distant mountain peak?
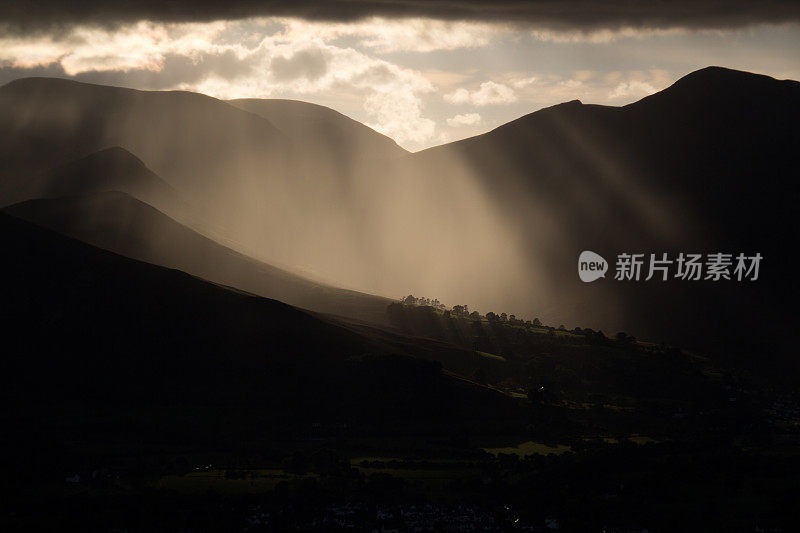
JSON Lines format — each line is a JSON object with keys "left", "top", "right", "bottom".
{"left": 673, "top": 65, "right": 783, "bottom": 90}
{"left": 70, "top": 146, "right": 148, "bottom": 169}
{"left": 10, "top": 146, "right": 186, "bottom": 215}
{"left": 2, "top": 76, "right": 84, "bottom": 89}
{"left": 632, "top": 66, "right": 797, "bottom": 109}
{"left": 47, "top": 146, "right": 163, "bottom": 186}
{"left": 0, "top": 76, "right": 139, "bottom": 96}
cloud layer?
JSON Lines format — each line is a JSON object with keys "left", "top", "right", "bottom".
{"left": 0, "top": 18, "right": 447, "bottom": 147}
{"left": 2, "top": 1, "right": 799, "bottom": 34}
{"left": 447, "top": 113, "right": 481, "bottom": 127}
{"left": 1, "top": 10, "right": 797, "bottom": 151}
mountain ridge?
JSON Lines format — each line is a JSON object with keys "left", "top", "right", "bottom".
{"left": 1, "top": 66, "right": 797, "bottom": 368}
{"left": 4, "top": 189, "right": 396, "bottom": 325}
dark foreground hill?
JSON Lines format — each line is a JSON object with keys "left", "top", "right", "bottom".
{"left": 0, "top": 212, "right": 518, "bottom": 464}
{"left": 2, "top": 210, "right": 798, "bottom": 532}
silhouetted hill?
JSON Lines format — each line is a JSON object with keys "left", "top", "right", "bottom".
{"left": 0, "top": 212, "right": 517, "bottom": 450}
{"left": 0, "top": 146, "right": 186, "bottom": 211}
{"left": 5, "top": 190, "right": 394, "bottom": 325}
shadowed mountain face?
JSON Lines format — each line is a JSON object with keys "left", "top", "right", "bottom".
{"left": 388, "top": 67, "right": 799, "bottom": 368}
{"left": 0, "top": 212, "right": 517, "bottom": 441}
{"left": 5, "top": 190, "right": 394, "bottom": 325}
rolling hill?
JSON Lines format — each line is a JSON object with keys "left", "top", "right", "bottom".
{"left": 0, "top": 211, "right": 519, "bottom": 453}
{"left": 0, "top": 146, "right": 189, "bottom": 214}
{"left": 5, "top": 188, "right": 394, "bottom": 325}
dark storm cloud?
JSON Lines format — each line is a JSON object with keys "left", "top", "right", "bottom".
{"left": 1, "top": 0, "right": 798, "bottom": 35}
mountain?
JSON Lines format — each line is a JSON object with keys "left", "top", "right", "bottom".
{"left": 229, "top": 98, "right": 406, "bottom": 160}
{"left": 1, "top": 68, "right": 797, "bottom": 370}
{"left": 0, "top": 211, "right": 518, "bottom": 457}
{"left": 392, "top": 67, "right": 799, "bottom": 368}
{"left": 0, "top": 78, "right": 409, "bottom": 292}
{"left": 0, "top": 146, "right": 187, "bottom": 212}
{"left": 5, "top": 189, "right": 394, "bottom": 325}
{"left": 0, "top": 77, "right": 287, "bottom": 201}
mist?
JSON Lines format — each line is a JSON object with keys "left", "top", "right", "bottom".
{"left": 0, "top": 77, "right": 543, "bottom": 321}
{"left": 2, "top": 68, "right": 798, "bottom": 363}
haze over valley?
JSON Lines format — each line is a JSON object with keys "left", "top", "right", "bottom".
{"left": 1, "top": 68, "right": 797, "bottom": 366}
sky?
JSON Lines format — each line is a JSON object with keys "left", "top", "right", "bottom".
{"left": 1, "top": 2, "right": 799, "bottom": 150}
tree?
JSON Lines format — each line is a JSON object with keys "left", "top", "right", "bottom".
{"left": 533, "top": 318, "right": 542, "bottom": 327}
{"left": 451, "top": 304, "right": 470, "bottom": 317}
{"left": 401, "top": 294, "right": 418, "bottom": 306}
{"left": 615, "top": 332, "right": 636, "bottom": 344}
{"left": 486, "top": 311, "right": 498, "bottom": 322}
{"left": 500, "top": 312, "right": 508, "bottom": 322}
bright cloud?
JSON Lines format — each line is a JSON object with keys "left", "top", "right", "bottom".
{"left": 446, "top": 113, "right": 482, "bottom": 126}
{"left": 275, "top": 17, "right": 506, "bottom": 53}
{"left": 444, "top": 81, "right": 517, "bottom": 106}
{"left": 365, "top": 89, "right": 436, "bottom": 144}
{"left": 0, "top": 18, "right": 442, "bottom": 148}
{"left": 608, "top": 80, "right": 658, "bottom": 99}
{"left": 511, "top": 76, "right": 538, "bottom": 89}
